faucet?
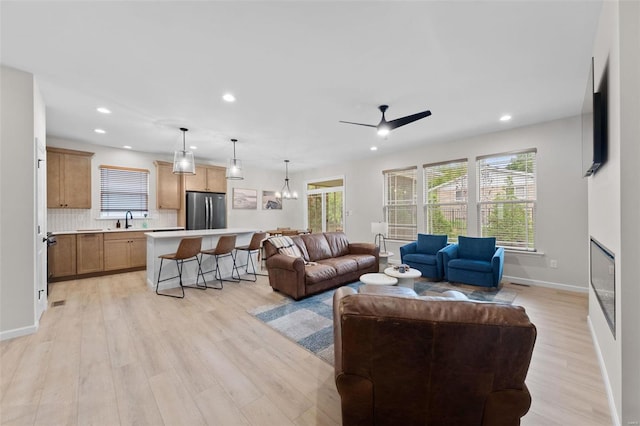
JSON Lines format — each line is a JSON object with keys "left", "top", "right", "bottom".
{"left": 125, "top": 210, "right": 133, "bottom": 229}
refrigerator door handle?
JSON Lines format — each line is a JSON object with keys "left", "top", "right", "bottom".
{"left": 205, "top": 197, "right": 210, "bottom": 229}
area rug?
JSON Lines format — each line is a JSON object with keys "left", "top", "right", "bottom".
{"left": 249, "top": 280, "right": 518, "bottom": 365}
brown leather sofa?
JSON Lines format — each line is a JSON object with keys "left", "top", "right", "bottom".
{"left": 333, "top": 286, "right": 537, "bottom": 426}
{"left": 264, "top": 232, "right": 379, "bottom": 300}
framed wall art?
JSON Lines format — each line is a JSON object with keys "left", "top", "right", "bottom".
{"left": 232, "top": 188, "right": 258, "bottom": 209}
{"left": 262, "top": 190, "right": 282, "bottom": 210}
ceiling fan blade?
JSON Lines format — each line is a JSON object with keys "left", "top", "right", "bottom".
{"left": 339, "top": 120, "right": 377, "bottom": 128}
{"left": 386, "top": 110, "right": 432, "bottom": 130}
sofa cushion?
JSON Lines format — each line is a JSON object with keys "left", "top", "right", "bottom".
{"left": 300, "top": 233, "right": 333, "bottom": 261}
{"left": 304, "top": 263, "right": 338, "bottom": 284}
{"left": 291, "top": 235, "right": 310, "bottom": 262}
{"left": 343, "top": 254, "right": 377, "bottom": 270}
{"left": 404, "top": 253, "right": 437, "bottom": 266}
{"left": 448, "top": 258, "right": 493, "bottom": 273}
{"left": 318, "top": 257, "right": 358, "bottom": 275}
{"left": 416, "top": 234, "right": 448, "bottom": 255}
{"left": 324, "top": 232, "right": 350, "bottom": 257}
{"left": 457, "top": 236, "right": 496, "bottom": 261}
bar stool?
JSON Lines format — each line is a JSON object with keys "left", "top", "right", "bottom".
{"left": 156, "top": 237, "right": 206, "bottom": 298}
{"left": 200, "top": 234, "right": 240, "bottom": 289}
{"left": 235, "top": 232, "right": 267, "bottom": 282}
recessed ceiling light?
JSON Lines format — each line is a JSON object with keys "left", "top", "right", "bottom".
{"left": 500, "top": 114, "right": 512, "bottom": 122}
{"left": 97, "top": 107, "right": 111, "bottom": 114}
{"left": 123, "top": 145, "right": 132, "bottom": 149}
{"left": 190, "top": 146, "right": 198, "bottom": 150}
{"left": 94, "top": 128, "right": 106, "bottom": 134}
{"left": 370, "top": 146, "right": 378, "bottom": 151}
{"left": 222, "top": 93, "right": 236, "bottom": 102}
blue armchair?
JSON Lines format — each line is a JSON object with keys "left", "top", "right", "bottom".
{"left": 441, "top": 236, "right": 504, "bottom": 288}
{"left": 399, "top": 234, "right": 449, "bottom": 280}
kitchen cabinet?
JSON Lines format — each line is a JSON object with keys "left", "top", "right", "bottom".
{"left": 104, "top": 231, "right": 147, "bottom": 271}
{"left": 49, "top": 234, "right": 76, "bottom": 278}
{"left": 185, "top": 164, "right": 226, "bottom": 193}
{"left": 155, "top": 161, "right": 181, "bottom": 209}
{"left": 47, "top": 147, "right": 93, "bottom": 209}
{"left": 76, "top": 233, "right": 104, "bottom": 274}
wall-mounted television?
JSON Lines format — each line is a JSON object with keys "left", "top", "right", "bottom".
{"left": 582, "top": 57, "right": 608, "bottom": 177}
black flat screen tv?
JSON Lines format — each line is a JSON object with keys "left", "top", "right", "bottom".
{"left": 582, "top": 57, "right": 607, "bottom": 177}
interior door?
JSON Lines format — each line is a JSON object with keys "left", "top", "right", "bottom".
{"left": 36, "top": 136, "right": 47, "bottom": 319}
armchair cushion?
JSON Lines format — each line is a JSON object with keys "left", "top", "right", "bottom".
{"left": 458, "top": 236, "right": 496, "bottom": 261}
{"left": 416, "top": 233, "right": 448, "bottom": 255}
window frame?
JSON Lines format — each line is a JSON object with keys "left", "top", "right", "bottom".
{"left": 99, "top": 165, "right": 150, "bottom": 219}
{"left": 476, "top": 149, "right": 537, "bottom": 251}
{"left": 423, "top": 158, "right": 468, "bottom": 243}
{"left": 382, "top": 166, "right": 417, "bottom": 241}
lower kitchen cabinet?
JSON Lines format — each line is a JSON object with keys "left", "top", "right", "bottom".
{"left": 49, "top": 234, "right": 76, "bottom": 278}
{"left": 104, "top": 232, "right": 147, "bottom": 271}
{"left": 76, "top": 233, "right": 104, "bottom": 274}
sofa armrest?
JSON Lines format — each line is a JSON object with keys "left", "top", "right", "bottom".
{"left": 440, "top": 244, "right": 458, "bottom": 280}
{"left": 333, "top": 286, "right": 357, "bottom": 378}
{"left": 266, "top": 253, "right": 304, "bottom": 271}
{"left": 482, "top": 386, "right": 532, "bottom": 425}
{"left": 399, "top": 241, "right": 417, "bottom": 262}
{"left": 492, "top": 246, "right": 505, "bottom": 286}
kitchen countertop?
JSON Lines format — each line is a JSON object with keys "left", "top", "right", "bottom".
{"left": 144, "top": 228, "right": 256, "bottom": 239}
{"left": 51, "top": 226, "right": 184, "bottom": 235}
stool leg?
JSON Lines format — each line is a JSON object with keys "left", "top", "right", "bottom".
{"left": 231, "top": 251, "right": 241, "bottom": 281}
{"left": 155, "top": 258, "right": 185, "bottom": 299}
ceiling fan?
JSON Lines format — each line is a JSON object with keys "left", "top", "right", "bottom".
{"left": 339, "top": 104, "right": 432, "bottom": 136}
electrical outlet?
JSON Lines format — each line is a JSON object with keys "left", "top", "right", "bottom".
{"left": 550, "top": 259, "right": 558, "bottom": 268}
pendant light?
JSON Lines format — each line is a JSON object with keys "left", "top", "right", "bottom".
{"left": 276, "top": 159, "right": 298, "bottom": 200}
{"left": 172, "top": 127, "right": 195, "bottom": 175}
{"left": 226, "top": 138, "right": 244, "bottom": 180}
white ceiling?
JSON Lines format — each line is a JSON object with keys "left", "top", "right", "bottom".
{"left": 1, "top": 1, "right": 602, "bottom": 172}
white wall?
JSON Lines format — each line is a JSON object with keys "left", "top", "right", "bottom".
{"left": 294, "top": 116, "right": 588, "bottom": 291}
{"left": 589, "top": 0, "right": 640, "bottom": 423}
{"left": 46, "top": 137, "right": 297, "bottom": 233}
{"left": 0, "top": 66, "right": 40, "bottom": 338}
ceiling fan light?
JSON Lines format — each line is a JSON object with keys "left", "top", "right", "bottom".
{"left": 377, "top": 126, "right": 390, "bottom": 137}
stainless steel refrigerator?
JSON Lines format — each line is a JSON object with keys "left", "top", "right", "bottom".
{"left": 186, "top": 191, "right": 227, "bottom": 230}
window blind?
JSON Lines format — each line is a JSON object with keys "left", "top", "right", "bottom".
{"left": 383, "top": 167, "right": 417, "bottom": 240}
{"left": 477, "top": 150, "right": 536, "bottom": 250}
{"left": 423, "top": 159, "right": 468, "bottom": 242}
{"left": 100, "top": 166, "right": 149, "bottom": 214}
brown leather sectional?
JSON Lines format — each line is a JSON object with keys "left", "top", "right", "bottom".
{"left": 264, "top": 232, "right": 379, "bottom": 300}
{"left": 333, "top": 286, "right": 537, "bottom": 425}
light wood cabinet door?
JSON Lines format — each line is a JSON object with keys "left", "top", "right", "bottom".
{"left": 104, "top": 232, "right": 147, "bottom": 270}
{"left": 76, "top": 233, "right": 104, "bottom": 274}
{"left": 155, "top": 161, "right": 181, "bottom": 209}
{"left": 184, "top": 165, "right": 226, "bottom": 193}
{"left": 49, "top": 234, "right": 76, "bottom": 278}
{"left": 206, "top": 166, "right": 227, "bottom": 193}
{"left": 129, "top": 237, "right": 147, "bottom": 268}
{"left": 47, "top": 147, "right": 93, "bottom": 209}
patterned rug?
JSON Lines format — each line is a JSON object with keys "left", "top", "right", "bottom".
{"left": 249, "top": 280, "right": 517, "bottom": 365}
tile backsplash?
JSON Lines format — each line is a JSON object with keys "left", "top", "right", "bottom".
{"left": 47, "top": 209, "right": 178, "bottom": 232}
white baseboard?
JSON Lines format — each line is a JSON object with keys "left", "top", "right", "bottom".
{"left": 0, "top": 324, "right": 38, "bottom": 341}
{"left": 588, "top": 316, "right": 621, "bottom": 426}
{"left": 502, "top": 275, "right": 588, "bottom": 293}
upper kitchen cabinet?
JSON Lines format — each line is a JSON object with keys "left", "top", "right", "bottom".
{"left": 155, "top": 161, "right": 181, "bottom": 209}
{"left": 47, "top": 147, "right": 93, "bottom": 209}
{"left": 185, "top": 164, "right": 226, "bottom": 193}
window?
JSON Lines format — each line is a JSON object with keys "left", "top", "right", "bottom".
{"left": 424, "top": 159, "right": 468, "bottom": 242}
{"left": 477, "top": 150, "right": 536, "bottom": 251}
{"left": 100, "top": 165, "right": 149, "bottom": 218}
{"left": 306, "top": 177, "right": 344, "bottom": 233}
{"left": 383, "top": 167, "right": 417, "bottom": 240}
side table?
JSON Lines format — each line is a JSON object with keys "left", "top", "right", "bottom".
{"left": 383, "top": 267, "right": 422, "bottom": 289}
{"left": 378, "top": 251, "right": 393, "bottom": 271}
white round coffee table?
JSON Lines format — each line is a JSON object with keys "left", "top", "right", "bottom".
{"left": 360, "top": 273, "right": 398, "bottom": 286}
{"left": 384, "top": 267, "right": 422, "bottom": 289}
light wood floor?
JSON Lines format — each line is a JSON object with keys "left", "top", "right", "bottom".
{"left": 1, "top": 272, "right": 612, "bottom": 425}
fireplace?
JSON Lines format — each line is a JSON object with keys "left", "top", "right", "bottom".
{"left": 590, "top": 237, "right": 615, "bottom": 336}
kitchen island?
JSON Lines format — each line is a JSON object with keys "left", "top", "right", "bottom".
{"left": 145, "top": 228, "right": 257, "bottom": 291}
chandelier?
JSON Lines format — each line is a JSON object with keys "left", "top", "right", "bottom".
{"left": 276, "top": 160, "right": 297, "bottom": 200}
